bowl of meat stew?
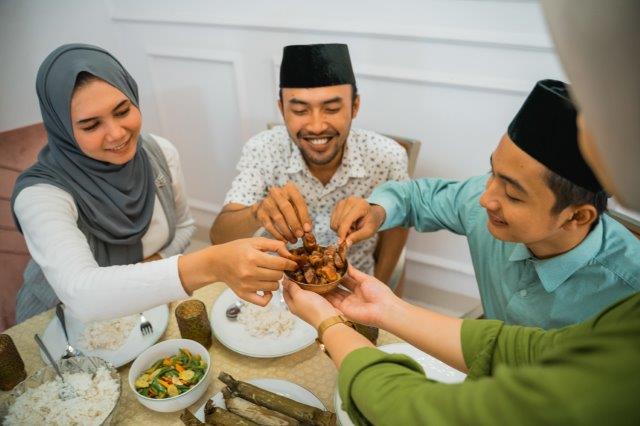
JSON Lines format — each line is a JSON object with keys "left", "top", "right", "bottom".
{"left": 284, "top": 233, "right": 348, "bottom": 294}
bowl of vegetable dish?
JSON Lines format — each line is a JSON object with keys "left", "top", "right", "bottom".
{"left": 128, "top": 339, "right": 210, "bottom": 412}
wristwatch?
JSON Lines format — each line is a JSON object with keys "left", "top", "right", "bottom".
{"left": 316, "top": 314, "right": 355, "bottom": 356}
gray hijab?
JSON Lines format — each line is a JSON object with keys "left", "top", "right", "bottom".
{"left": 11, "top": 43, "right": 155, "bottom": 265}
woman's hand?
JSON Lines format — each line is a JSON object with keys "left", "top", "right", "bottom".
{"left": 326, "top": 264, "right": 402, "bottom": 328}
{"left": 282, "top": 278, "right": 341, "bottom": 329}
{"left": 178, "top": 237, "right": 297, "bottom": 306}
{"left": 214, "top": 238, "right": 298, "bottom": 306}
{"left": 330, "top": 196, "right": 387, "bottom": 245}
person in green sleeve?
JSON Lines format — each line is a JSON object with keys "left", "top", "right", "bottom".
{"left": 330, "top": 79, "right": 640, "bottom": 329}
{"left": 284, "top": 256, "right": 640, "bottom": 425}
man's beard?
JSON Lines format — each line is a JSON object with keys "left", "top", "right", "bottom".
{"left": 291, "top": 124, "right": 351, "bottom": 167}
{"left": 298, "top": 139, "right": 345, "bottom": 166}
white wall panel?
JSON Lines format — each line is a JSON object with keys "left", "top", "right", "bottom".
{"left": 145, "top": 48, "right": 246, "bottom": 210}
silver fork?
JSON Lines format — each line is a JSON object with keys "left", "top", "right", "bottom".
{"left": 56, "top": 303, "right": 98, "bottom": 373}
{"left": 139, "top": 313, "right": 153, "bottom": 336}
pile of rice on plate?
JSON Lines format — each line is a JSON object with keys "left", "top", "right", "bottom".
{"left": 237, "top": 304, "right": 295, "bottom": 337}
{"left": 81, "top": 314, "right": 138, "bottom": 351}
{"left": 3, "top": 366, "right": 119, "bottom": 425}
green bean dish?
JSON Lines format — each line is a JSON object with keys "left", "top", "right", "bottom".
{"left": 135, "top": 348, "right": 207, "bottom": 399}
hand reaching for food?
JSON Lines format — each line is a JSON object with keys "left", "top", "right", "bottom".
{"left": 330, "top": 196, "right": 387, "bottom": 244}
{"left": 250, "top": 181, "right": 312, "bottom": 243}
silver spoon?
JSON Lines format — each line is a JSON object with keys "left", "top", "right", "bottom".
{"left": 34, "top": 334, "right": 77, "bottom": 400}
{"left": 56, "top": 303, "right": 81, "bottom": 359}
{"left": 225, "top": 300, "right": 244, "bottom": 319}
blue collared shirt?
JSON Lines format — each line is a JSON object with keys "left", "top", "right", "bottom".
{"left": 369, "top": 175, "right": 640, "bottom": 328}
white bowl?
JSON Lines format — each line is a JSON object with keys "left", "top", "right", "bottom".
{"left": 128, "top": 339, "right": 211, "bottom": 413}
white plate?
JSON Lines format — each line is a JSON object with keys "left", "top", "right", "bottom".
{"left": 40, "top": 304, "right": 169, "bottom": 368}
{"left": 334, "top": 342, "right": 467, "bottom": 426}
{"left": 194, "top": 378, "right": 325, "bottom": 421}
{"left": 211, "top": 288, "right": 316, "bottom": 358}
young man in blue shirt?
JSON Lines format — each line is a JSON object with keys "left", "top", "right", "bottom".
{"left": 331, "top": 80, "right": 640, "bottom": 328}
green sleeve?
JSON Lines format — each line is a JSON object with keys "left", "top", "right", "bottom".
{"left": 460, "top": 319, "right": 576, "bottom": 378}
{"left": 367, "top": 175, "right": 487, "bottom": 235}
{"left": 338, "top": 316, "right": 622, "bottom": 426}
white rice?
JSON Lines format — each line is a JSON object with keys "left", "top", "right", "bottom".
{"left": 3, "top": 366, "right": 119, "bottom": 426}
{"left": 80, "top": 314, "right": 138, "bottom": 351}
{"left": 237, "top": 304, "right": 295, "bottom": 337}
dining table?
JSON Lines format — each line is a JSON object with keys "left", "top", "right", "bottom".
{"left": 1, "top": 281, "right": 403, "bottom": 425}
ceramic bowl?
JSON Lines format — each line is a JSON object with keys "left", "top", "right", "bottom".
{"left": 128, "top": 338, "right": 210, "bottom": 413}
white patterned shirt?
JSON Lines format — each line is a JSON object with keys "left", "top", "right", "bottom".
{"left": 224, "top": 125, "right": 410, "bottom": 274}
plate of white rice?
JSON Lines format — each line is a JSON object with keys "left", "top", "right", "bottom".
{"left": 39, "top": 304, "right": 169, "bottom": 368}
{"left": 0, "top": 356, "right": 121, "bottom": 425}
{"left": 211, "top": 288, "right": 316, "bottom": 357}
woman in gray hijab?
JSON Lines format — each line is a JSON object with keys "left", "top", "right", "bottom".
{"left": 12, "top": 44, "right": 296, "bottom": 323}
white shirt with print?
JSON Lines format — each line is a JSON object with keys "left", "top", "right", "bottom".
{"left": 224, "top": 125, "right": 410, "bottom": 274}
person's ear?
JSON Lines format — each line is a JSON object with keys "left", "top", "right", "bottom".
{"left": 277, "top": 99, "right": 284, "bottom": 118}
{"left": 562, "top": 204, "right": 598, "bottom": 230}
{"left": 351, "top": 95, "right": 361, "bottom": 119}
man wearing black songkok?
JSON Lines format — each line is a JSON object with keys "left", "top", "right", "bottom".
{"left": 211, "top": 44, "right": 410, "bottom": 292}
{"left": 332, "top": 79, "right": 640, "bottom": 329}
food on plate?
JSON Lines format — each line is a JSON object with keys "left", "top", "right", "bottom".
{"left": 3, "top": 366, "right": 118, "bottom": 425}
{"left": 134, "top": 348, "right": 207, "bottom": 399}
{"left": 203, "top": 399, "right": 258, "bottom": 425}
{"left": 237, "top": 303, "right": 295, "bottom": 338}
{"left": 284, "top": 232, "right": 348, "bottom": 285}
{"left": 218, "top": 372, "right": 336, "bottom": 426}
{"left": 222, "top": 387, "right": 298, "bottom": 426}
{"left": 80, "top": 314, "right": 138, "bottom": 351}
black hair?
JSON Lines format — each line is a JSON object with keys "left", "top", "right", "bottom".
{"left": 73, "top": 71, "right": 100, "bottom": 91}
{"left": 279, "top": 84, "right": 359, "bottom": 106}
{"left": 545, "top": 169, "right": 608, "bottom": 216}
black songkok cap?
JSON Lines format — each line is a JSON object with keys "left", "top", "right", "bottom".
{"left": 280, "top": 44, "right": 356, "bottom": 89}
{"left": 508, "top": 79, "right": 603, "bottom": 193}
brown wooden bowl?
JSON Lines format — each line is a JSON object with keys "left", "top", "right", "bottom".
{"left": 284, "top": 245, "right": 348, "bottom": 294}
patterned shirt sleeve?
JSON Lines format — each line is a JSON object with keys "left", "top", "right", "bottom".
{"left": 223, "top": 135, "right": 271, "bottom": 206}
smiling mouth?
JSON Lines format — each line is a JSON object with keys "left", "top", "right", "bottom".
{"left": 300, "top": 133, "right": 338, "bottom": 147}
{"left": 306, "top": 137, "right": 330, "bottom": 146}
{"left": 105, "top": 137, "right": 130, "bottom": 152}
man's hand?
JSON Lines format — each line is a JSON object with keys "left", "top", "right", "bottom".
{"left": 282, "top": 278, "right": 341, "bottom": 329}
{"left": 330, "top": 196, "right": 387, "bottom": 244}
{"left": 325, "top": 264, "right": 401, "bottom": 328}
{"left": 211, "top": 238, "right": 297, "bottom": 306}
{"left": 251, "top": 182, "right": 312, "bottom": 244}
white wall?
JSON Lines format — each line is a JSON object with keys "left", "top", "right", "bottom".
{"left": 0, "top": 0, "right": 566, "bottom": 300}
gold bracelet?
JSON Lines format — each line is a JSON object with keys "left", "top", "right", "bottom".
{"left": 316, "top": 314, "right": 354, "bottom": 345}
